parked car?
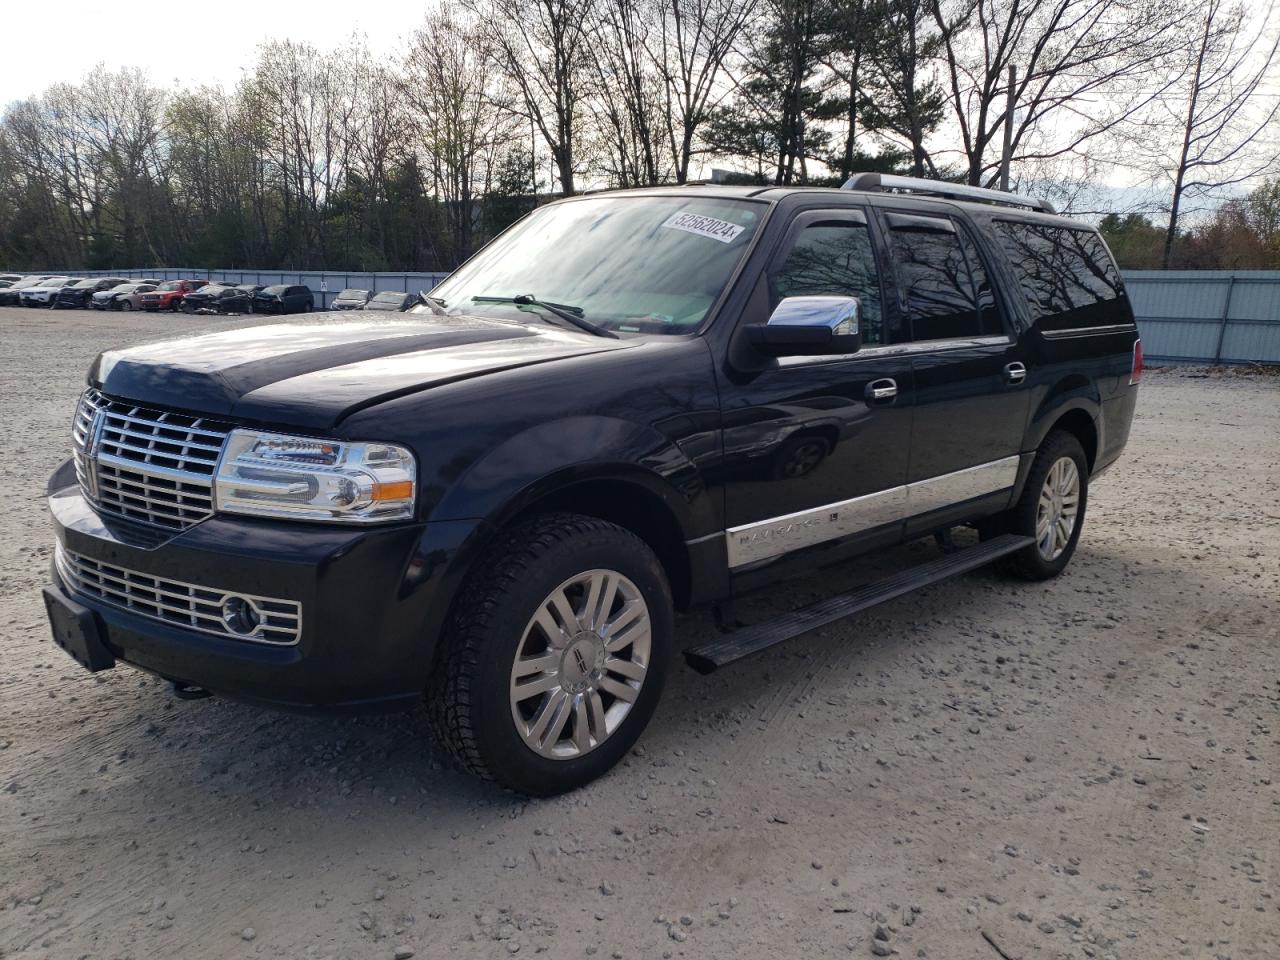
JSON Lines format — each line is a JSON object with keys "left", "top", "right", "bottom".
{"left": 361, "top": 291, "right": 415, "bottom": 312}
{"left": 20, "top": 277, "right": 77, "bottom": 307}
{"left": 0, "top": 276, "right": 55, "bottom": 306}
{"left": 54, "top": 277, "right": 130, "bottom": 309}
{"left": 43, "top": 176, "right": 1141, "bottom": 796}
{"left": 253, "top": 284, "right": 314, "bottom": 314}
{"left": 0, "top": 273, "right": 23, "bottom": 288}
{"left": 180, "top": 284, "right": 254, "bottom": 315}
{"left": 138, "top": 279, "right": 208, "bottom": 312}
{"left": 90, "top": 282, "right": 157, "bottom": 311}
{"left": 330, "top": 288, "right": 373, "bottom": 310}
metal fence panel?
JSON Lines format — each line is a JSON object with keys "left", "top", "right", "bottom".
{"left": 32, "top": 267, "right": 452, "bottom": 310}
{"left": 26, "top": 264, "right": 1280, "bottom": 364}
{"left": 1122, "top": 271, "right": 1280, "bottom": 365}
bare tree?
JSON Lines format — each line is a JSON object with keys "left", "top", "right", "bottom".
{"left": 650, "top": 0, "right": 756, "bottom": 183}
{"left": 587, "top": 0, "right": 671, "bottom": 187}
{"left": 467, "top": 0, "right": 596, "bottom": 196}
{"left": 855, "top": 0, "right": 946, "bottom": 178}
{"left": 1150, "top": 0, "right": 1280, "bottom": 265}
{"left": 404, "top": 5, "right": 517, "bottom": 262}
{"left": 928, "top": 0, "right": 1194, "bottom": 188}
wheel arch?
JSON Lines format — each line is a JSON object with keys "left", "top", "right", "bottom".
{"left": 1026, "top": 376, "right": 1103, "bottom": 472}
{"left": 490, "top": 469, "right": 696, "bottom": 611}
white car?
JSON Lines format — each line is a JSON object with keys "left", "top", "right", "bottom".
{"left": 90, "top": 282, "right": 158, "bottom": 311}
{"left": 19, "top": 277, "right": 74, "bottom": 306}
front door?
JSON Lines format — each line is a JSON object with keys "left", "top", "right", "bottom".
{"left": 875, "top": 208, "right": 1032, "bottom": 532}
{"left": 720, "top": 208, "right": 915, "bottom": 588}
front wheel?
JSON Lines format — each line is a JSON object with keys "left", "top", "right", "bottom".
{"left": 996, "top": 430, "right": 1089, "bottom": 580}
{"left": 429, "top": 513, "right": 672, "bottom": 796}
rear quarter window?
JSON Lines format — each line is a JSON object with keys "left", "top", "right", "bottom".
{"left": 992, "top": 221, "right": 1127, "bottom": 330}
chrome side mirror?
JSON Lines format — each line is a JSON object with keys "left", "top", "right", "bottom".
{"left": 744, "top": 295, "right": 862, "bottom": 357}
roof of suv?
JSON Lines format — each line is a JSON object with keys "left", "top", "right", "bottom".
{"left": 587, "top": 182, "right": 1085, "bottom": 229}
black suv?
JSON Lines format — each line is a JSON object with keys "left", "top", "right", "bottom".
{"left": 54, "top": 277, "right": 130, "bottom": 309}
{"left": 253, "top": 284, "right": 314, "bottom": 314}
{"left": 43, "top": 176, "right": 1140, "bottom": 795}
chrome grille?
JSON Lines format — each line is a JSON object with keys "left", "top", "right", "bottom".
{"left": 56, "top": 544, "right": 302, "bottom": 645}
{"left": 73, "top": 389, "right": 232, "bottom": 531}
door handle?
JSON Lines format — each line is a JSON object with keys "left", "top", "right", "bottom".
{"left": 865, "top": 378, "right": 898, "bottom": 403}
{"left": 1003, "top": 362, "right": 1027, "bottom": 385}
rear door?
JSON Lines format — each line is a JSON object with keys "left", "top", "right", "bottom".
{"left": 719, "top": 207, "right": 915, "bottom": 587}
{"left": 875, "top": 207, "right": 1031, "bottom": 532}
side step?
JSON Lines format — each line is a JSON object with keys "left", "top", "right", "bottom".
{"left": 683, "top": 533, "right": 1034, "bottom": 674}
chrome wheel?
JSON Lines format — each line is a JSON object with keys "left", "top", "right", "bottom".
{"left": 509, "top": 569, "right": 651, "bottom": 760}
{"left": 1036, "top": 455, "right": 1080, "bottom": 561}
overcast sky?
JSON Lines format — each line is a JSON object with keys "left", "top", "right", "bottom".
{"left": 0, "top": 0, "right": 412, "bottom": 102}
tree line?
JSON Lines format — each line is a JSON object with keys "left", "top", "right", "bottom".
{"left": 0, "top": 0, "right": 1275, "bottom": 273}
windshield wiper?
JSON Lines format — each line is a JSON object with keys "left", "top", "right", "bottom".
{"left": 416, "top": 292, "right": 448, "bottom": 315}
{"left": 470, "top": 294, "right": 617, "bottom": 339}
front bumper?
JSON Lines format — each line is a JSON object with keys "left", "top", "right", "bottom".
{"left": 46, "top": 461, "right": 481, "bottom": 710}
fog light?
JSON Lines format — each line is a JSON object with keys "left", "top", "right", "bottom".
{"left": 221, "top": 596, "right": 262, "bottom": 636}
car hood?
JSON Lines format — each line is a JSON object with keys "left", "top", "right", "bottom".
{"left": 90, "top": 314, "right": 636, "bottom": 431}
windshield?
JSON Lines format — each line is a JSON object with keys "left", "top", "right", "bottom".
{"left": 429, "top": 194, "right": 764, "bottom": 335}
{"left": 157, "top": 281, "right": 182, "bottom": 291}
{"left": 112, "top": 284, "right": 139, "bottom": 292}
{"left": 72, "top": 279, "right": 97, "bottom": 288}
{"left": 338, "top": 289, "right": 369, "bottom": 299}
{"left": 40, "top": 277, "right": 70, "bottom": 287}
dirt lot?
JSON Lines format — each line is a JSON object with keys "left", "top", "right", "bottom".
{"left": 1, "top": 306, "right": 1277, "bottom": 960}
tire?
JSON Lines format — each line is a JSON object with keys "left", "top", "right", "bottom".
{"left": 998, "top": 430, "right": 1089, "bottom": 580}
{"left": 121, "top": 300, "right": 131, "bottom": 311}
{"left": 429, "top": 512, "right": 673, "bottom": 796}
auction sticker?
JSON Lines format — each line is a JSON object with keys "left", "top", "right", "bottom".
{"left": 661, "top": 212, "right": 746, "bottom": 244}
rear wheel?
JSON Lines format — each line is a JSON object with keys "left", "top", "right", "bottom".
{"left": 997, "top": 430, "right": 1089, "bottom": 580}
{"left": 429, "top": 513, "right": 672, "bottom": 796}
{"left": 120, "top": 300, "right": 131, "bottom": 311}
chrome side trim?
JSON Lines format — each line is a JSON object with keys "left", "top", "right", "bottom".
{"left": 905, "top": 455, "right": 1020, "bottom": 517}
{"left": 1041, "top": 323, "right": 1136, "bottom": 339}
{"left": 726, "top": 486, "right": 908, "bottom": 568}
{"left": 725, "top": 454, "right": 1021, "bottom": 568}
{"left": 777, "top": 335, "right": 1011, "bottom": 367}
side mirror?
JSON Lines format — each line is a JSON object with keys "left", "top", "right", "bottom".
{"left": 744, "top": 295, "right": 862, "bottom": 358}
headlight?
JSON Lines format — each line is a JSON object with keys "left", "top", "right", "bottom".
{"left": 213, "top": 429, "right": 416, "bottom": 523}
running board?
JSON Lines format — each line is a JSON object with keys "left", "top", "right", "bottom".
{"left": 683, "top": 533, "right": 1034, "bottom": 674}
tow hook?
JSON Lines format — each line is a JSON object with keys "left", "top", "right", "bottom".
{"left": 171, "top": 681, "right": 213, "bottom": 701}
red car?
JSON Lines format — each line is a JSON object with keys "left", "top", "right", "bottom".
{"left": 138, "top": 279, "right": 209, "bottom": 312}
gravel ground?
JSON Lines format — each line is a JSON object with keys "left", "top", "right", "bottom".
{"left": 1, "top": 306, "right": 1277, "bottom": 960}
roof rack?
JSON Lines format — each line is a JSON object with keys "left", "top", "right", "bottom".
{"left": 842, "top": 172, "right": 1056, "bottom": 214}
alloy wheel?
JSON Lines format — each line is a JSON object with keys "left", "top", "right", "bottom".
{"left": 509, "top": 569, "right": 651, "bottom": 760}
{"left": 1036, "top": 456, "right": 1080, "bottom": 561}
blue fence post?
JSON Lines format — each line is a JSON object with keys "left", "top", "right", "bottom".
{"left": 1212, "top": 275, "right": 1237, "bottom": 365}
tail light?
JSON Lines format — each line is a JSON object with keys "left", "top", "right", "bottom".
{"left": 1130, "top": 338, "right": 1143, "bottom": 385}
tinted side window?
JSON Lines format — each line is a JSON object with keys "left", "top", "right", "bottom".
{"left": 888, "top": 218, "right": 1002, "bottom": 341}
{"left": 770, "top": 219, "right": 884, "bottom": 345}
{"left": 992, "top": 221, "right": 1123, "bottom": 327}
